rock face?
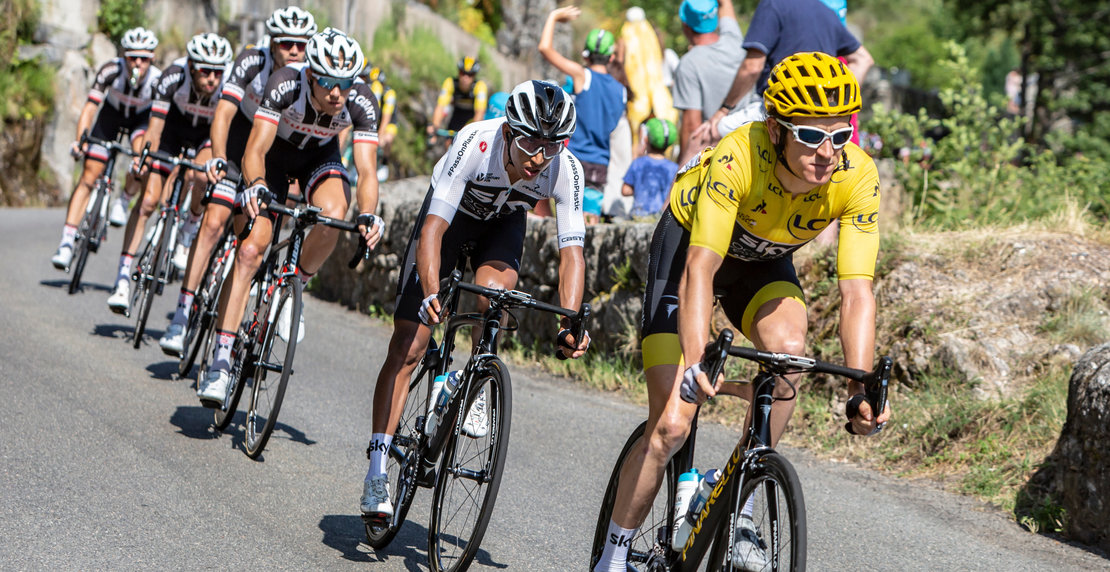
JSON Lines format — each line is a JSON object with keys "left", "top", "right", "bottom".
{"left": 1023, "top": 344, "right": 1110, "bottom": 552}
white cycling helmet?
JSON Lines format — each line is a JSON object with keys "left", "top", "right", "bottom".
{"left": 120, "top": 27, "right": 158, "bottom": 53}
{"left": 305, "top": 28, "right": 364, "bottom": 79}
{"left": 505, "top": 80, "right": 577, "bottom": 141}
{"left": 186, "top": 33, "right": 233, "bottom": 66}
{"left": 266, "top": 6, "right": 318, "bottom": 37}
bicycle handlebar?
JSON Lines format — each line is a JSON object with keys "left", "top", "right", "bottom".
{"left": 699, "top": 328, "right": 891, "bottom": 434}
{"left": 79, "top": 131, "right": 143, "bottom": 159}
{"left": 259, "top": 193, "right": 361, "bottom": 234}
{"left": 140, "top": 148, "right": 208, "bottom": 173}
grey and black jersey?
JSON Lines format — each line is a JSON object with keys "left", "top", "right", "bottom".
{"left": 87, "top": 57, "right": 162, "bottom": 119}
{"left": 254, "top": 63, "right": 380, "bottom": 150}
{"left": 150, "top": 58, "right": 227, "bottom": 129}
{"left": 220, "top": 47, "right": 275, "bottom": 121}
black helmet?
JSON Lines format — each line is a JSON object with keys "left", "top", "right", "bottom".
{"left": 504, "top": 80, "right": 576, "bottom": 141}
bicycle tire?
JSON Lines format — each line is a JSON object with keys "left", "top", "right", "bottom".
{"left": 67, "top": 185, "right": 104, "bottom": 294}
{"left": 712, "top": 451, "right": 806, "bottom": 572}
{"left": 130, "top": 217, "right": 165, "bottom": 348}
{"left": 211, "top": 332, "right": 248, "bottom": 431}
{"left": 364, "top": 353, "right": 433, "bottom": 549}
{"left": 180, "top": 233, "right": 233, "bottom": 377}
{"left": 427, "top": 358, "right": 512, "bottom": 572}
{"left": 243, "top": 277, "right": 302, "bottom": 458}
{"left": 590, "top": 420, "right": 679, "bottom": 572}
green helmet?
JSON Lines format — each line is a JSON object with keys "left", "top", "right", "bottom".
{"left": 584, "top": 28, "right": 615, "bottom": 57}
{"left": 644, "top": 117, "right": 677, "bottom": 150}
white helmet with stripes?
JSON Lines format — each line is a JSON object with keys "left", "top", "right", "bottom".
{"left": 305, "top": 28, "right": 364, "bottom": 79}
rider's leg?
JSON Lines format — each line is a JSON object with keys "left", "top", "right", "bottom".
{"left": 296, "top": 177, "right": 349, "bottom": 278}
{"left": 743, "top": 297, "right": 808, "bottom": 448}
{"left": 167, "top": 201, "right": 232, "bottom": 329}
{"left": 209, "top": 212, "right": 274, "bottom": 369}
{"left": 115, "top": 170, "right": 165, "bottom": 284}
{"left": 62, "top": 160, "right": 106, "bottom": 229}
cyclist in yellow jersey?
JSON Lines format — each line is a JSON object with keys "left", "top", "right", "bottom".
{"left": 427, "top": 57, "right": 488, "bottom": 145}
{"left": 368, "top": 67, "right": 397, "bottom": 180}
{"left": 593, "top": 52, "right": 891, "bottom": 572}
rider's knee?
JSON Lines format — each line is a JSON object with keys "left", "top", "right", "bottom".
{"left": 651, "top": 410, "right": 693, "bottom": 457}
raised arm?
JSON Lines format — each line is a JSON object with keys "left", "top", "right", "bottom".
{"left": 538, "top": 6, "right": 586, "bottom": 90}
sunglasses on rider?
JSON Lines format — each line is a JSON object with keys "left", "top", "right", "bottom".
{"left": 513, "top": 134, "right": 563, "bottom": 160}
{"left": 315, "top": 75, "right": 356, "bottom": 91}
{"left": 125, "top": 54, "right": 152, "bottom": 63}
{"left": 194, "top": 65, "right": 224, "bottom": 78}
{"left": 776, "top": 119, "right": 854, "bottom": 149}
{"left": 274, "top": 37, "right": 308, "bottom": 50}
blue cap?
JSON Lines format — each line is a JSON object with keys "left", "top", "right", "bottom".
{"left": 680, "top": 0, "right": 719, "bottom": 34}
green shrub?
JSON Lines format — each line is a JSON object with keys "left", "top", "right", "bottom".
{"left": 0, "top": 0, "right": 54, "bottom": 121}
{"left": 97, "top": 0, "right": 145, "bottom": 41}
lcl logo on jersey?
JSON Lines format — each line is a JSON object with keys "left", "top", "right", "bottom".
{"left": 851, "top": 211, "right": 879, "bottom": 233}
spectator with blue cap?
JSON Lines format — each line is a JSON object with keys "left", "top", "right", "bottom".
{"left": 484, "top": 91, "right": 509, "bottom": 120}
{"left": 673, "top": 0, "right": 752, "bottom": 164}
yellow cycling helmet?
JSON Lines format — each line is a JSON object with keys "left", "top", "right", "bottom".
{"left": 763, "top": 52, "right": 861, "bottom": 117}
{"left": 458, "top": 56, "right": 480, "bottom": 75}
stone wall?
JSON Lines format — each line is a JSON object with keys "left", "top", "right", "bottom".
{"left": 313, "top": 176, "right": 653, "bottom": 354}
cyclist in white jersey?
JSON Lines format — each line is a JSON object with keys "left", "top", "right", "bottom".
{"left": 158, "top": 7, "right": 317, "bottom": 355}
{"left": 107, "top": 33, "right": 233, "bottom": 314}
{"left": 196, "top": 28, "right": 385, "bottom": 406}
{"left": 359, "top": 80, "right": 592, "bottom": 520}
{"left": 51, "top": 28, "right": 161, "bottom": 270}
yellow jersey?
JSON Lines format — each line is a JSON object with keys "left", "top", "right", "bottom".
{"left": 669, "top": 122, "right": 881, "bottom": 280}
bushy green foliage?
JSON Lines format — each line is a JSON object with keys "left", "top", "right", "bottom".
{"left": 0, "top": 0, "right": 54, "bottom": 121}
{"left": 866, "top": 42, "right": 1110, "bottom": 229}
{"left": 97, "top": 0, "right": 145, "bottom": 42}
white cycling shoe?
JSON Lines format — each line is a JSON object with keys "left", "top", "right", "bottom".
{"left": 51, "top": 245, "right": 73, "bottom": 270}
{"left": 732, "top": 516, "right": 769, "bottom": 571}
{"left": 107, "top": 281, "right": 130, "bottom": 314}
{"left": 109, "top": 197, "right": 130, "bottom": 227}
{"left": 172, "top": 242, "right": 190, "bottom": 272}
{"left": 462, "top": 389, "right": 489, "bottom": 438}
{"left": 197, "top": 369, "right": 230, "bottom": 408}
{"left": 360, "top": 476, "right": 394, "bottom": 520}
{"left": 160, "top": 322, "right": 186, "bottom": 356}
{"left": 277, "top": 300, "right": 305, "bottom": 343}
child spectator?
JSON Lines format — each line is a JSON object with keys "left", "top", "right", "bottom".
{"left": 622, "top": 118, "right": 679, "bottom": 217}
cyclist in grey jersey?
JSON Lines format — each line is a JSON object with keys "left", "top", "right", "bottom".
{"left": 360, "top": 80, "right": 591, "bottom": 521}
{"left": 197, "top": 28, "right": 385, "bottom": 406}
{"left": 159, "top": 6, "right": 318, "bottom": 355}
{"left": 108, "top": 33, "right": 233, "bottom": 314}
{"left": 51, "top": 27, "right": 161, "bottom": 270}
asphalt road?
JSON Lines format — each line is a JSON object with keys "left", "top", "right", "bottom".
{"left": 2, "top": 208, "right": 1106, "bottom": 571}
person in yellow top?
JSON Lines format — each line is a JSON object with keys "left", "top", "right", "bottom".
{"left": 367, "top": 65, "right": 396, "bottom": 181}
{"left": 592, "top": 52, "right": 891, "bottom": 572}
{"left": 427, "top": 57, "right": 488, "bottom": 145}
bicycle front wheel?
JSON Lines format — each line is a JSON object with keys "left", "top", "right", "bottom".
{"left": 365, "top": 349, "right": 433, "bottom": 549}
{"left": 68, "top": 185, "right": 105, "bottom": 294}
{"left": 427, "top": 358, "right": 512, "bottom": 572}
{"left": 590, "top": 420, "right": 678, "bottom": 571}
{"left": 243, "top": 277, "right": 301, "bottom": 459}
{"left": 710, "top": 451, "right": 806, "bottom": 572}
{"left": 180, "top": 234, "right": 234, "bottom": 377}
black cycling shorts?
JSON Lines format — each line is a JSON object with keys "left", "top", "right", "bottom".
{"left": 394, "top": 186, "right": 527, "bottom": 322}
{"left": 263, "top": 136, "right": 350, "bottom": 207}
{"left": 86, "top": 104, "right": 149, "bottom": 164}
{"left": 640, "top": 207, "right": 805, "bottom": 369}
{"left": 205, "top": 112, "right": 254, "bottom": 209}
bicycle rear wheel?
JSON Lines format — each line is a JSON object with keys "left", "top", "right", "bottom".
{"left": 712, "top": 451, "right": 806, "bottom": 572}
{"left": 243, "top": 277, "right": 301, "bottom": 459}
{"left": 131, "top": 216, "right": 168, "bottom": 348}
{"left": 590, "top": 420, "right": 679, "bottom": 571}
{"left": 427, "top": 358, "right": 512, "bottom": 572}
{"left": 364, "top": 349, "right": 434, "bottom": 548}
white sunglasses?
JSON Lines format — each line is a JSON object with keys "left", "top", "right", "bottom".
{"left": 777, "top": 119, "right": 854, "bottom": 149}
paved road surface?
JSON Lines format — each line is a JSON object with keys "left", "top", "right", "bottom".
{"left": 1, "top": 208, "right": 1106, "bottom": 570}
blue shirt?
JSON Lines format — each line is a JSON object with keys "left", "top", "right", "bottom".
{"left": 742, "top": 0, "right": 861, "bottom": 95}
{"left": 623, "top": 155, "right": 678, "bottom": 216}
{"left": 568, "top": 69, "right": 626, "bottom": 166}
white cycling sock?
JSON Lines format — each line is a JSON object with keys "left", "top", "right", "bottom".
{"left": 594, "top": 520, "right": 637, "bottom": 572}
{"left": 171, "top": 289, "right": 194, "bottom": 326}
{"left": 366, "top": 433, "right": 392, "bottom": 479}
{"left": 117, "top": 254, "right": 134, "bottom": 286}
{"left": 60, "top": 224, "right": 77, "bottom": 248}
{"left": 742, "top": 495, "right": 755, "bottom": 518}
{"left": 211, "top": 329, "right": 235, "bottom": 372}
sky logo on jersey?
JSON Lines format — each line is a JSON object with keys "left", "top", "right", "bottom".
{"left": 750, "top": 200, "right": 767, "bottom": 214}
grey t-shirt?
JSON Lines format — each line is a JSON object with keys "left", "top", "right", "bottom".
{"left": 672, "top": 18, "right": 752, "bottom": 119}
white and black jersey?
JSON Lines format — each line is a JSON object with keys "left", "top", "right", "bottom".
{"left": 220, "top": 47, "right": 275, "bottom": 121}
{"left": 428, "top": 118, "right": 586, "bottom": 249}
{"left": 150, "top": 58, "right": 227, "bottom": 131}
{"left": 254, "top": 63, "right": 380, "bottom": 150}
{"left": 87, "top": 57, "right": 162, "bottom": 119}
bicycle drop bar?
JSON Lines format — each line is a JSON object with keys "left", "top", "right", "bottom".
{"left": 141, "top": 148, "right": 209, "bottom": 174}
{"left": 259, "top": 196, "right": 360, "bottom": 233}
{"left": 700, "top": 329, "right": 892, "bottom": 433}
{"left": 80, "top": 131, "right": 144, "bottom": 160}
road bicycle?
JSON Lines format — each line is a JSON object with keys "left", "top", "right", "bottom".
{"left": 174, "top": 214, "right": 238, "bottom": 377}
{"left": 364, "top": 244, "right": 590, "bottom": 572}
{"left": 591, "top": 329, "right": 891, "bottom": 571}
{"left": 127, "top": 148, "right": 207, "bottom": 349}
{"left": 64, "top": 131, "right": 141, "bottom": 294}
{"left": 202, "top": 195, "right": 367, "bottom": 458}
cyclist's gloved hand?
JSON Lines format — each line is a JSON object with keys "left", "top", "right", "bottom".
{"left": 417, "top": 293, "right": 441, "bottom": 326}
{"left": 556, "top": 328, "right": 590, "bottom": 359}
{"left": 680, "top": 362, "right": 720, "bottom": 404}
{"left": 845, "top": 393, "right": 886, "bottom": 436}
{"left": 356, "top": 213, "right": 385, "bottom": 249}
{"left": 204, "top": 157, "right": 227, "bottom": 184}
{"left": 242, "top": 183, "right": 268, "bottom": 219}
{"left": 70, "top": 141, "right": 85, "bottom": 160}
